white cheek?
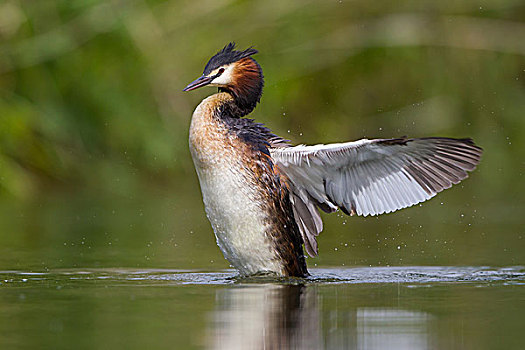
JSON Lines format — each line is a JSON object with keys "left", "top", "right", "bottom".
{"left": 210, "top": 67, "right": 234, "bottom": 86}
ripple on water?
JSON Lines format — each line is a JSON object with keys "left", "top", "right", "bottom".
{"left": 0, "top": 266, "right": 524, "bottom": 287}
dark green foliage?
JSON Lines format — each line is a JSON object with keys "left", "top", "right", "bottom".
{"left": 0, "top": 0, "right": 524, "bottom": 203}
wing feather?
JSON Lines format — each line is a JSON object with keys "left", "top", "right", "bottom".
{"left": 272, "top": 137, "right": 482, "bottom": 256}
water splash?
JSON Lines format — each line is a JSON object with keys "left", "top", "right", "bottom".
{"left": 1, "top": 266, "right": 523, "bottom": 287}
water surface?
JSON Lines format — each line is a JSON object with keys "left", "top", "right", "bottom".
{"left": 1, "top": 266, "right": 523, "bottom": 349}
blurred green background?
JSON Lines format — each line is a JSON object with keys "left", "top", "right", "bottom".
{"left": 0, "top": 0, "right": 524, "bottom": 271}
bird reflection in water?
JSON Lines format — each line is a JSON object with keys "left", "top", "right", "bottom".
{"left": 207, "top": 284, "right": 432, "bottom": 350}
{"left": 208, "top": 284, "right": 321, "bottom": 349}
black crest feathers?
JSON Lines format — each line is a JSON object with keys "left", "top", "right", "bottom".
{"left": 203, "top": 42, "right": 258, "bottom": 75}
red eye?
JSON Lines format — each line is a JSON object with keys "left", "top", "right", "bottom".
{"left": 218, "top": 68, "right": 225, "bottom": 74}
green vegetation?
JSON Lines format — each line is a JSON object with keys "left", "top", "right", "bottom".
{"left": 0, "top": 1, "right": 524, "bottom": 270}
{"left": 1, "top": 0, "right": 524, "bottom": 198}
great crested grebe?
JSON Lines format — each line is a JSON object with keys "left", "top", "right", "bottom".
{"left": 183, "top": 43, "right": 482, "bottom": 277}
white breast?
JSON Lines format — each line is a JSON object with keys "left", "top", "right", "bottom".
{"left": 192, "top": 164, "right": 283, "bottom": 275}
{"left": 188, "top": 97, "right": 283, "bottom": 275}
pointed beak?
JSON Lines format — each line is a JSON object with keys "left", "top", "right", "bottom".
{"left": 182, "top": 75, "right": 213, "bottom": 92}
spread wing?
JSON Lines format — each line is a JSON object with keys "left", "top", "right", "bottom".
{"left": 271, "top": 137, "right": 482, "bottom": 257}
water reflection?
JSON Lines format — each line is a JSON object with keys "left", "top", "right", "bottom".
{"left": 353, "top": 309, "right": 431, "bottom": 350}
{"left": 208, "top": 284, "right": 432, "bottom": 350}
{"left": 208, "top": 284, "right": 321, "bottom": 349}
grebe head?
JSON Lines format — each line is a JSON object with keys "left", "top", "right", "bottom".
{"left": 183, "top": 42, "right": 264, "bottom": 114}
